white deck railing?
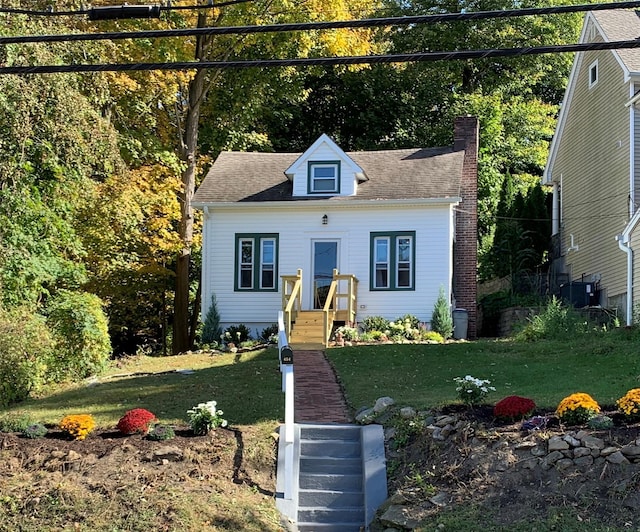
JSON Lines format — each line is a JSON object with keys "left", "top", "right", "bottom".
{"left": 278, "top": 311, "right": 295, "bottom": 501}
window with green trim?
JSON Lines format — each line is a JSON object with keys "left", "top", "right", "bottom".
{"left": 235, "top": 234, "right": 278, "bottom": 291}
{"left": 308, "top": 161, "right": 340, "bottom": 194}
{"left": 370, "top": 231, "right": 415, "bottom": 290}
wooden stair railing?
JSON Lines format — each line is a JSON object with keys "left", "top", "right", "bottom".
{"left": 281, "top": 269, "right": 302, "bottom": 339}
{"left": 322, "top": 269, "right": 359, "bottom": 345}
{"left": 281, "top": 268, "right": 359, "bottom": 345}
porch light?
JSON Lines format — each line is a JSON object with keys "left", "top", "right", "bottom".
{"left": 322, "top": 214, "right": 328, "bottom": 225}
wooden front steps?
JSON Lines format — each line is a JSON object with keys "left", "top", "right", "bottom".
{"left": 289, "top": 310, "right": 330, "bottom": 346}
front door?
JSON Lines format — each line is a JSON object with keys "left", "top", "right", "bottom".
{"left": 312, "top": 240, "right": 338, "bottom": 309}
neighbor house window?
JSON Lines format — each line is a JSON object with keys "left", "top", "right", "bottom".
{"left": 589, "top": 60, "right": 598, "bottom": 88}
{"left": 370, "top": 231, "right": 415, "bottom": 290}
{"left": 235, "top": 234, "right": 278, "bottom": 291}
{"left": 308, "top": 161, "right": 340, "bottom": 194}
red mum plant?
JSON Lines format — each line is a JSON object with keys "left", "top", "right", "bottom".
{"left": 117, "top": 408, "right": 157, "bottom": 435}
{"left": 494, "top": 395, "right": 536, "bottom": 421}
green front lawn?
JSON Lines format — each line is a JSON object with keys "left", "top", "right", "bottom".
{"left": 327, "top": 331, "right": 640, "bottom": 412}
{"left": 1, "top": 348, "right": 283, "bottom": 428}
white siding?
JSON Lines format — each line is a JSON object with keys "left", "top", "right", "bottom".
{"left": 201, "top": 202, "right": 456, "bottom": 332}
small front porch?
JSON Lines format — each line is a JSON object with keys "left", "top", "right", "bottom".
{"left": 281, "top": 269, "right": 358, "bottom": 346}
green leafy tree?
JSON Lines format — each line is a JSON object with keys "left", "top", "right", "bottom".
{"left": 260, "top": 0, "right": 580, "bottom": 275}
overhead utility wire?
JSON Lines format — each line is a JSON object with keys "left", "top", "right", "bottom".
{"left": 3, "top": 0, "right": 640, "bottom": 44}
{"left": 3, "top": 38, "right": 640, "bottom": 75}
{"left": 0, "top": 0, "right": 255, "bottom": 17}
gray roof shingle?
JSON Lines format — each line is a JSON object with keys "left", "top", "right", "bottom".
{"left": 592, "top": 9, "right": 640, "bottom": 73}
{"left": 193, "top": 146, "right": 465, "bottom": 204}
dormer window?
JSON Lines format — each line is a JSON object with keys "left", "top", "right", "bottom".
{"left": 308, "top": 161, "right": 340, "bottom": 194}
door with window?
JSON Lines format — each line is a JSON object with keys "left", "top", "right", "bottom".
{"left": 312, "top": 240, "right": 339, "bottom": 309}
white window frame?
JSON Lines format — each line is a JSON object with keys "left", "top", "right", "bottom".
{"left": 589, "top": 60, "right": 599, "bottom": 89}
{"left": 309, "top": 162, "right": 340, "bottom": 194}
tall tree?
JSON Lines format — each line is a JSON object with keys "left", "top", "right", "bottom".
{"left": 258, "top": 0, "right": 581, "bottom": 274}
{"left": 166, "top": 0, "right": 382, "bottom": 353}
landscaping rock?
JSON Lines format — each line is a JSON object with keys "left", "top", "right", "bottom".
{"left": 581, "top": 435, "right": 605, "bottom": 450}
{"left": 400, "top": 407, "right": 417, "bottom": 419}
{"left": 380, "top": 504, "right": 423, "bottom": 530}
{"left": 620, "top": 444, "right": 640, "bottom": 457}
{"left": 374, "top": 396, "right": 395, "bottom": 413}
{"left": 606, "top": 451, "right": 630, "bottom": 465}
{"left": 356, "top": 407, "right": 375, "bottom": 424}
{"left": 548, "top": 436, "right": 570, "bottom": 451}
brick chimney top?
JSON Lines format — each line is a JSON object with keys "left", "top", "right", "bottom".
{"left": 454, "top": 116, "right": 479, "bottom": 153}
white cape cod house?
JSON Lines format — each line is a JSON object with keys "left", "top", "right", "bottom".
{"left": 192, "top": 117, "right": 478, "bottom": 343}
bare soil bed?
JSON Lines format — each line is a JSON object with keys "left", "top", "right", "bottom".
{"left": 0, "top": 424, "right": 282, "bottom": 531}
{"left": 4, "top": 410, "right": 640, "bottom": 531}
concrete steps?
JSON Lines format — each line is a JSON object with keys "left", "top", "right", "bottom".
{"left": 277, "top": 423, "right": 387, "bottom": 531}
{"left": 296, "top": 425, "right": 365, "bottom": 531}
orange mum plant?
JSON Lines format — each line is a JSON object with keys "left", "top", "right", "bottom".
{"left": 616, "top": 388, "right": 640, "bottom": 422}
{"left": 556, "top": 392, "right": 600, "bottom": 426}
{"left": 59, "top": 414, "right": 96, "bottom": 440}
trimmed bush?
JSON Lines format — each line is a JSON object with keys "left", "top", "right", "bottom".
{"left": 260, "top": 323, "right": 278, "bottom": 343}
{"left": 361, "top": 316, "right": 390, "bottom": 333}
{"left": 0, "top": 306, "right": 55, "bottom": 406}
{"left": 46, "top": 290, "right": 112, "bottom": 380}
{"left": 223, "top": 324, "right": 251, "bottom": 345}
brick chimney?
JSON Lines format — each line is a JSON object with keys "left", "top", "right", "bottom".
{"left": 453, "top": 116, "right": 479, "bottom": 339}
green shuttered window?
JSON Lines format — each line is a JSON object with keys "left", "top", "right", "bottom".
{"left": 235, "top": 234, "right": 279, "bottom": 291}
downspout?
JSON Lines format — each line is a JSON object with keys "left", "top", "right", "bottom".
{"left": 617, "top": 234, "right": 633, "bottom": 326}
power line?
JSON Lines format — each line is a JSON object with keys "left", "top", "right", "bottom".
{"left": 0, "top": 0, "right": 255, "bottom": 17}
{"left": 2, "top": 0, "right": 640, "bottom": 44}
{"left": 3, "top": 38, "right": 640, "bottom": 75}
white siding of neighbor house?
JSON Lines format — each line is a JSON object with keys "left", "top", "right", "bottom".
{"left": 289, "top": 141, "right": 359, "bottom": 197}
{"left": 200, "top": 202, "right": 456, "bottom": 334}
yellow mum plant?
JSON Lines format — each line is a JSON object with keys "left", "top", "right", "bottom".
{"left": 617, "top": 388, "right": 640, "bottom": 421}
{"left": 556, "top": 392, "right": 601, "bottom": 426}
{"left": 59, "top": 414, "right": 96, "bottom": 441}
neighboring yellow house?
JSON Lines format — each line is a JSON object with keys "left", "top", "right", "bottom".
{"left": 544, "top": 9, "right": 640, "bottom": 324}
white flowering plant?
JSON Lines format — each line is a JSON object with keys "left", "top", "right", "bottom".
{"left": 454, "top": 375, "right": 496, "bottom": 406}
{"left": 187, "top": 401, "right": 228, "bottom": 435}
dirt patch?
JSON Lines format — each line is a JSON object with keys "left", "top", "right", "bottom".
{"left": 0, "top": 424, "right": 282, "bottom": 531}
{"left": 376, "top": 407, "right": 640, "bottom": 530}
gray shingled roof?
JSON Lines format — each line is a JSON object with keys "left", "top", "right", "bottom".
{"left": 592, "top": 9, "right": 640, "bottom": 73}
{"left": 193, "top": 146, "right": 465, "bottom": 204}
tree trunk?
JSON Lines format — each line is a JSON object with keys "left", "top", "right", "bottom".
{"left": 172, "top": 15, "right": 210, "bottom": 355}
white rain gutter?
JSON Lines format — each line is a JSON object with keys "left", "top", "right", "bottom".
{"left": 617, "top": 209, "right": 640, "bottom": 325}
{"left": 617, "top": 234, "right": 633, "bottom": 326}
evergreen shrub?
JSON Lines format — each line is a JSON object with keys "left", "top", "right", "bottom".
{"left": 201, "top": 293, "right": 222, "bottom": 345}
{"left": 431, "top": 287, "right": 453, "bottom": 339}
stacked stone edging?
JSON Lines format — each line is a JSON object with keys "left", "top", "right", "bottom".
{"left": 360, "top": 400, "right": 640, "bottom": 530}
{"left": 424, "top": 414, "right": 640, "bottom": 472}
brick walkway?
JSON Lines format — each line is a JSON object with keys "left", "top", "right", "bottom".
{"left": 293, "top": 350, "right": 351, "bottom": 424}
